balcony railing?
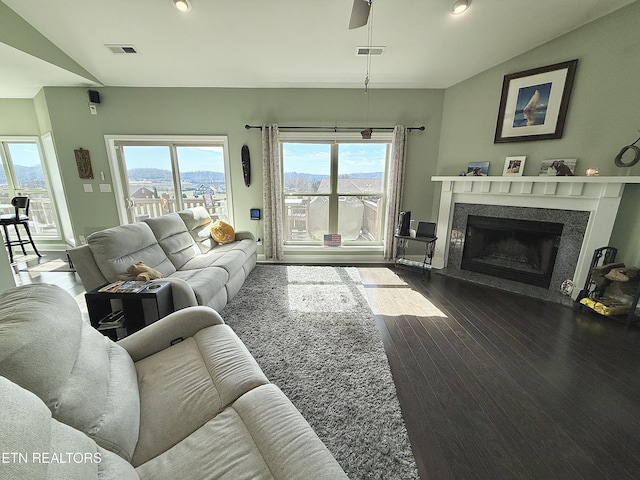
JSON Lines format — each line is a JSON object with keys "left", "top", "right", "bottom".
{"left": 284, "top": 195, "right": 382, "bottom": 243}
{"left": 0, "top": 193, "right": 58, "bottom": 237}
{"left": 131, "top": 196, "right": 225, "bottom": 222}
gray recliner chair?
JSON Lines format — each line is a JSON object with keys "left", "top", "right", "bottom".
{"left": 0, "top": 284, "right": 347, "bottom": 479}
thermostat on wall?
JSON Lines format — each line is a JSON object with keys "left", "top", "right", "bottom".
{"left": 250, "top": 208, "right": 261, "bottom": 220}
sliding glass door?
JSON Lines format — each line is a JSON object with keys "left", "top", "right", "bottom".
{"left": 106, "top": 136, "right": 232, "bottom": 225}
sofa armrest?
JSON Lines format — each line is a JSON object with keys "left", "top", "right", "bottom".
{"left": 159, "top": 277, "right": 198, "bottom": 310}
{"left": 117, "top": 306, "right": 224, "bottom": 362}
{"left": 67, "top": 245, "right": 108, "bottom": 292}
{"left": 234, "top": 230, "right": 255, "bottom": 241}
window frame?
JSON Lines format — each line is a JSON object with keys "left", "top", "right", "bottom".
{"left": 279, "top": 131, "right": 392, "bottom": 249}
{"left": 104, "top": 135, "right": 233, "bottom": 226}
{"left": 0, "top": 136, "right": 64, "bottom": 240}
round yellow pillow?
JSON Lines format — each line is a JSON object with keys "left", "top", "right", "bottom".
{"left": 210, "top": 220, "right": 235, "bottom": 244}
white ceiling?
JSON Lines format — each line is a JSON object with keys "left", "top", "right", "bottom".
{"left": 1, "top": 0, "right": 636, "bottom": 98}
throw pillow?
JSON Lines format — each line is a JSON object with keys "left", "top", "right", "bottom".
{"left": 210, "top": 220, "right": 235, "bottom": 244}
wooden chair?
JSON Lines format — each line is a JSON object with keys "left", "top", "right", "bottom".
{"left": 0, "top": 196, "right": 42, "bottom": 263}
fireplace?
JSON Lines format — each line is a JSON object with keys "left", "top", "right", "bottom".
{"left": 461, "top": 215, "right": 563, "bottom": 288}
{"left": 430, "top": 175, "right": 640, "bottom": 303}
{"left": 442, "top": 202, "right": 589, "bottom": 304}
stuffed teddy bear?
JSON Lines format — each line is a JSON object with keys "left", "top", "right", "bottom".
{"left": 127, "top": 262, "right": 163, "bottom": 282}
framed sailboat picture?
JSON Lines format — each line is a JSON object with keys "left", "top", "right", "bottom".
{"left": 494, "top": 60, "right": 578, "bottom": 143}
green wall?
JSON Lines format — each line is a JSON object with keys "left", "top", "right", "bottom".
{"left": 40, "top": 87, "right": 444, "bottom": 245}
{"left": 0, "top": 99, "right": 39, "bottom": 134}
{"left": 438, "top": 1, "right": 640, "bottom": 263}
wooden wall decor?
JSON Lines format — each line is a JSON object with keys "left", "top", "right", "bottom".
{"left": 241, "top": 144, "right": 251, "bottom": 187}
{"left": 74, "top": 148, "right": 94, "bottom": 179}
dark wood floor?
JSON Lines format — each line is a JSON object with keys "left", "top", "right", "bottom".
{"left": 375, "top": 270, "right": 640, "bottom": 480}
{"left": 10, "top": 252, "right": 87, "bottom": 314}
{"left": 12, "top": 257, "right": 640, "bottom": 479}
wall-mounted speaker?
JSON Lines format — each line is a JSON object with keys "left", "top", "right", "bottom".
{"left": 87, "top": 90, "right": 101, "bottom": 104}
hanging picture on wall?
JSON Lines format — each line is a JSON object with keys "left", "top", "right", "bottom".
{"left": 467, "top": 161, "right": 489, "bottom": 176}
{"left": 503, "top": 156, "right": 526, "bottom": 176}
{"left": 494, "top": 59, "right": 578, "bottom": 143}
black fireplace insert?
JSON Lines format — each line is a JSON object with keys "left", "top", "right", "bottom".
{"left": 461, "top": 215, "right": 563, "bottom": 288}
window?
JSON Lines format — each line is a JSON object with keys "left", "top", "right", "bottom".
{"left": 0, "top": 139, "right": 60, "bottom": 238}
{"left": 105, "top": 136, "right": 232, "bottom": 225}
{"left": 281, "top": 134, "right": 390, "bottom": 247}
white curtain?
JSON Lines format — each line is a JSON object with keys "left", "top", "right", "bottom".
{"left": 383, "top": 125, "right": 407, "bottom": 260}
{"left": 262, "top": 124, "right": 284, "bottom": 260}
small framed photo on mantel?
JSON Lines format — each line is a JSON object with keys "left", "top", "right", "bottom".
{"left": 503, "top": 156, "right": 526, "bottom": 176}
{"left": 539, "top": 158, "right": 577, "bottom": 176}
{"left": 466, "top": 161, "right": 489, "bottom": 176}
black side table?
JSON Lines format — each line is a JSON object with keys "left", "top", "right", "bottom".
{"left": 394, "top": 234, "right": 437, "bottom": 276}
{"left": 85, "top": 281, "right": 174, "bottom": 340}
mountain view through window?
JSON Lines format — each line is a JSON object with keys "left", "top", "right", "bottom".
{"left": 282, "top": 142, "right": 388, "bottom": 244}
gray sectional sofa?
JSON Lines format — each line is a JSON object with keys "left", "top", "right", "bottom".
{"left": 68, "top": 207, "right": 257, "bottom": 312}
{"left": 0, "top": 283, "right": 348, "bottom": 479}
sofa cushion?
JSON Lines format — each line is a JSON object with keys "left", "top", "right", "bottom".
{"left": 88, "top": 222, "right": 176, "bottom": 281}
{"left": 169, "top": 266, "right": 229, "bottom": 306}
{"left": 178, "top": 207, "right": 216, "bottom": 253}
{"left": 180, "top": 239, "right": 256, "bottom": 274}
{"left": 181, "top": 249, "right": 246, "bottom": 277}
{"left": 213, "top": 238, "right": 257, "bottom": 259}
{"left": 0, "top": 376, "right": 139, "bottom": 480}
{"left": 144, "top": 213, "right": 200, "bottom": 269}
{"left": 131, "top": 324, "right": 269, "bottom": 466}
{"left": 135, "top": 384, "right": 348, "bottom": 480}
{"left": 0, "top": 284, "right": 141, "bottom": 462}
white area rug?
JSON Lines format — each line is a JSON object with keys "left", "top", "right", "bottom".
{"left": 221, "top": 265, "right": 418, "bottom": 480}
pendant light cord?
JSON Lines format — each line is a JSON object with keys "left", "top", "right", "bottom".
{"left": 364, "top": 0, "right": 374, "bottom": 131}
{"left": 364, "top": 1, "right": 373, "bottom": 95}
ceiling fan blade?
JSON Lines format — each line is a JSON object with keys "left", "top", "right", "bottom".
{"left": 349, "top": 0, "right": 371, "bottom": 30}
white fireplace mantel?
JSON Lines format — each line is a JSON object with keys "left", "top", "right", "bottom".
{"left": 431, "top": 175, "right": 640, "bottom": 299}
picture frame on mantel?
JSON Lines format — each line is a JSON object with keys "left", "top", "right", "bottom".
{"left": 503, "top": 156, "right": 526, "bottom": 176}
{"left": 494, "top": 59, "right": 578, "bottom": 143}
{"left": 466, "top": 161, "right": 489, "bottom": 176}
{"left": 539, "top": 158, "right": 577, "bottom": 176}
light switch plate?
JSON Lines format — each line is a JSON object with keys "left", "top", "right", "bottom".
{"left": 83, "top": 184, "right": 93, "bottom": 193}
{"left": 99, "top": 184, "right": 112, "bottom": 193}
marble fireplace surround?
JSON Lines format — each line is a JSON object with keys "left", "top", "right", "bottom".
{"left": 431, "top": 176, "right": 640, "bottom": 302}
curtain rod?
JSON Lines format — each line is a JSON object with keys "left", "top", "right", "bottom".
{"left": 244, "top": 124, "right": 425, "bottom": 132}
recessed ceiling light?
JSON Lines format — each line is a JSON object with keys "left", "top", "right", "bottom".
{"left": 173, "top": 0, "right": 192, "bottom": 12}
{"left": 451, "top": 0, "right": 470, "bottom": 15}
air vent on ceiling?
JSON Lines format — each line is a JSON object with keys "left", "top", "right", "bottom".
{"left": 105, "top": 44, "right": 139, "bottom": 54}
{"left": 355, "top": 46, "right": 385, "bottom": 56}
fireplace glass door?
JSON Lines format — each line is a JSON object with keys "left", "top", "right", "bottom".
{"left": 461, "top": 215, "right": 563, "bottom": 288}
